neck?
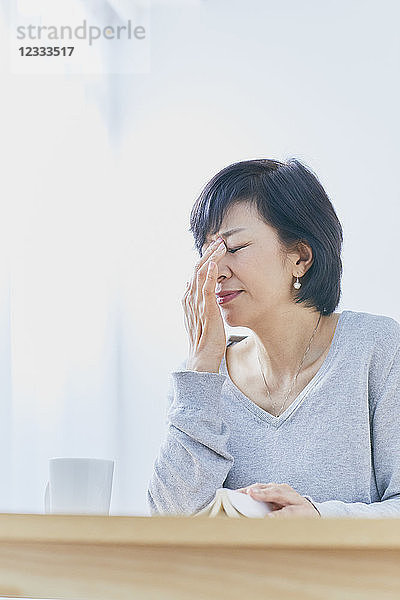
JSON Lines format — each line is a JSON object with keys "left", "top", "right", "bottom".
{"left": 248, "top": 306, "right": 328, "bottom": 385}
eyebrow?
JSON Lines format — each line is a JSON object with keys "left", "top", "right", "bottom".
{"left": 206, "top": 227, "right": 246, "bottom": 242}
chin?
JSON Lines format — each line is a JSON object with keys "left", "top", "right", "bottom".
{"left": 222, "top": 312, "right": 247, "bottom": 328}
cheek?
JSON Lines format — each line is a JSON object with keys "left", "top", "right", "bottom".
{"left": 235, "top": 251, "right": 282, "bottom": 286}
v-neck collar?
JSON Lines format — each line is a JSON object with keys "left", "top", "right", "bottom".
{"left": 220, "top": 310, "right": 348, "bottom": 428}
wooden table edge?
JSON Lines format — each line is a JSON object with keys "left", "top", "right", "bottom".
{"left": 1, "top": 513, "right": 400, "bottom": 549}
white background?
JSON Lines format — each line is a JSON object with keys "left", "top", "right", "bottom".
{"left": 0, "top": 0, "right": 399, "bottom": 517}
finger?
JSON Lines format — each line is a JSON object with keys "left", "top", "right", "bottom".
{"left": 244, "top": 482, "right": 272, "bottom": 493}
{"left": 197, "top": 240, "right": 226, "bottom": 283}
{"left": 190, "top": 240, "right": 226, "bottom": 308}
{"left": 195, "top": 238, "right": 225, "bottom": 275}
{"left": 182, "top": 239, "right": 221, "bottom": 300}
{"left": 183, "top": 279, "right": 195, "bottom": 340}
{"left": 248, "top": 482, "right": 273, "bottom": 489}
{"left": 236, "top": 483, "right": 289, "bottom": 510}
{"left": 268, "top": 508, "right": 290, "bottom": 518}
{"left": 249, "top": 486, "right": 303, "bottom": 506}
{"left": 250, "top": 482, "right": 295, "bottom": 493}
{"left": 236, "top": 482, "right": 268, "bottom": 494}
{"left": 203, "top": 260, "right": 218, "bottom": 300}
{"left": 266, "top": 502, "right": 283, "bottom": 510}
{"left": 267, "top": 505, "right": 310, "bottom": 518}
{"left": 182, "top": 241, "right": 226, "bottom": 347}
{"left": 182, "top": 241, "right": 223, "bottom": 332}
{"left": 196, "top": 242, "right": 226, "bottom": 309}
{"left": 198, "top": 261, "right": 222, "bottom": 339}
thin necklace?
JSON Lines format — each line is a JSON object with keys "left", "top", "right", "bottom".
{"left": 255, "top": 313, "right": 322, "bottom": 418}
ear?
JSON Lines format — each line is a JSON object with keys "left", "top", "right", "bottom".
{"left": 291, "top": 241, "right": 313, "bottom": 276}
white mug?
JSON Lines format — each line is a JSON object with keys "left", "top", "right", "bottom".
{"left": 44, "top": 457, "right": 114, "bottom": 515}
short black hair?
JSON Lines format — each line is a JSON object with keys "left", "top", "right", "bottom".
{"left": 189, "top": 158, "right": 343, "bottom": 316}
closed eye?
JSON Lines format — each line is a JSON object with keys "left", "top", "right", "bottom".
{"left": 227, "top": 245, "right": 246, "bottom": 254}
{"left": 200, "top": 242, "right": 248, "bottom": 257}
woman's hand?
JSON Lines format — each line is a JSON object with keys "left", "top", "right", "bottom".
{"left": 182, "top": 238, "right": 227, "bottom": 372}
{"left": 236, "top": 482, "right": 321, "bottom": 518}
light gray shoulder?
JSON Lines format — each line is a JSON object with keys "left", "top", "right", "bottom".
{"left": 349, "top": 310, "right": 400, "bottom": 352}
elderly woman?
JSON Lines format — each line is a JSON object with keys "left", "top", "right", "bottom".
{"left": 147, "top": 158, "right": 400, "bottom": 518}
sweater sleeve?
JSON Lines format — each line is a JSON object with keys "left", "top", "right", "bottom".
{"left": 147, "top": 358, "right": 234, "bottom": 515}
{"left": 308, "top": 340, "right": 400, "bottom": 518}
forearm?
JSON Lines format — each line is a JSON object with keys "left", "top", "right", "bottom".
{"left": 306, "top": 496, "right": 400, "bottom": 518}
{"left": 147, "top": 370, "right": 234, "bottom": 515}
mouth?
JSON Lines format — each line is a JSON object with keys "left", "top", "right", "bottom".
{"left": 216, "top": 291, "right": 243, "bottom": 304}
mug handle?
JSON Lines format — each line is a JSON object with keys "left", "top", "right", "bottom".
{"left": 44, "top": 481, "right": 50, "bottom": 514}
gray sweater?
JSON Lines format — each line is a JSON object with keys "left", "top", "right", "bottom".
{"left": 147, "top": 310, "right": 400, "bottom": 517}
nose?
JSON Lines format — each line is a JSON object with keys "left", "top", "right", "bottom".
{"left": 216, "top": 252, "right": 232, "bottom": 280}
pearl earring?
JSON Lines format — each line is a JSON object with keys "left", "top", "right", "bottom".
{"left": 293, "top": 276, "right": 301, "bottom": 289}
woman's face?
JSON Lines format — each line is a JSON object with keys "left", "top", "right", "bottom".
{"left": 202, "top": 202, "right": 304, "bottom": 328}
